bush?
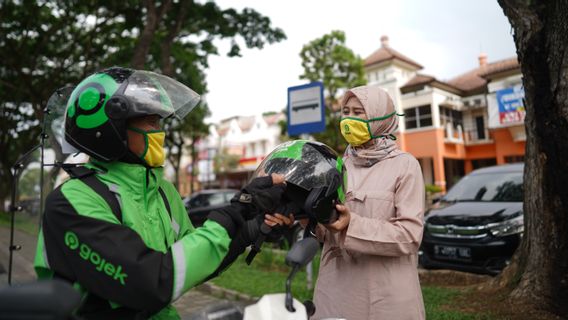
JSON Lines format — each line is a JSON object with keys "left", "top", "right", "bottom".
{"left": 426, "top": 184, "right": 443, "bottom": 194}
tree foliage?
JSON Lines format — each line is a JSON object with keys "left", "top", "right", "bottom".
{"left": 300, "top": 30, "right": 366, "bottom": 102}
{"left": 0, "top": 0, "right": 286, "bottom": 202}
{"left": 213, "top": 151, "right": 240, "bottom": 175}
{"left": 0, "top": 1, "right": 124, "bottom": 203}
{"left": 298, "top": 30, "right": 366, "bottom": 153}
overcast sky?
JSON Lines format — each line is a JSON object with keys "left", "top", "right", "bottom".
{"left": 203, "top": 0, "right": 516, "bottom": 123}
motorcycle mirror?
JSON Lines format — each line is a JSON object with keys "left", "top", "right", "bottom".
{"left": 285, "top": 237, "right": 319, "bottom": 268}
{"left": 284, "top": 237, "right": 320, "bottom": 313}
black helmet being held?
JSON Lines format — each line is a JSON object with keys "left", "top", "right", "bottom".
{"left": 252, "top": 140, "right": 346, "bottom": 224}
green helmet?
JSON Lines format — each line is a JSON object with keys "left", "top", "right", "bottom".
{"left": 252, "top": 140, "right": 346, "bottom": 224}
{"left": 62, "top": 67, "right": 200, "bottom": 161}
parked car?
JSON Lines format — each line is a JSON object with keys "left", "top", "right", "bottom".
{"left": 184, "top": 189, "right": 304, "bottom": 248}
{"left": 184, "top": 189, "right": 238, "bottom": 227}
{"left": 419, "top": 163, "right": 524, "bottom": 275}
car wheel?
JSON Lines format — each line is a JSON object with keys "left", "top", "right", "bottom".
{"left": 418, "top": 250, "right": 433, "bottom": 269}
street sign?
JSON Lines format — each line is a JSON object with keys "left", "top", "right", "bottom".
{"left": 287, "top": 82, "right": 325, "bottom": 136}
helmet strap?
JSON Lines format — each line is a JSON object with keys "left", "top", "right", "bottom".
{"left": 120, "top": 148, "right": 147, "bottom": 166}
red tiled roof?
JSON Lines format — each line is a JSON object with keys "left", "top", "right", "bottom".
{"left": 400, "top": 73, "right": 463, "bottom": 95}
{"left": 364, "top": 45, "right": 423, "bottom": 69}
{"left": 447, "top": 57, "right": 519, "bottom": 93}
{"left": 237, "top": 116, "right": 255, "bottom": 132}
{"left": 402, "top": 74, "right": 436, "bottom": 87}
{"left": 480, "top": 57, "right": 520, "bottom": 78}
{"left": 263, "top": 113, "right": 284, "bottom": 125}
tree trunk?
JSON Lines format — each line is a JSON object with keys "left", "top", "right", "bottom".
{"left": 166, "top": 129, "right": 180, "bottom": 190}
{"left": 160, "top": 1, "right": 190, "bottom": 76}
{"left": 131, "top": 0, "right": 172, "bottom": 69}
{"left": 190, "top": 136, "right": 198, "bottom": 194}
{"left": 173, "top": 141, "right": 183, "bottom": 191}
{"left": 497, "top": 0, "right": 568, "bottom": 316}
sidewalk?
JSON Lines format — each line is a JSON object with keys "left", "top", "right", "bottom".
{"left": 0, "top": 226, "right": 250, "bottom": 318}
{"left": 0, "top": 226, "right": 37, "bottom": 284}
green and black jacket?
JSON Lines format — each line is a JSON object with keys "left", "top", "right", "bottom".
{"left": 34, "top": 160, "right": 234, "bottom": 319}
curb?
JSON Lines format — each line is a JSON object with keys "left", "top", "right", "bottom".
{"left": 196, "top": 282, "right": 258, "bottom": 305}
{"left": 418, "top": 268, "right": 492, "bottom": 286}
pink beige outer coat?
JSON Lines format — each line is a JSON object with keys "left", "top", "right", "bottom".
{"left": 312, "top": 152, "right": 426, "bottom": 320}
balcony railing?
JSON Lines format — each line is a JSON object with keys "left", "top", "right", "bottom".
{"left": 443, "top": 123, "right": 464, "bottom": 143}
{"left": 443, "top": 124, "right": 494, "bottom": 145}
{"left": 464, "top": 129, "right": 493, "bottom": 144}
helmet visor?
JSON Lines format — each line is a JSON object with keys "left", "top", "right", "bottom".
{"left": 123, "top": 70, "right": 201, "bottom": 120}
{"left": 44, "top": 87, "right": 80, "bottom": 154}
{"left": 252, "top": 140, "right": 339, "bottom": 191}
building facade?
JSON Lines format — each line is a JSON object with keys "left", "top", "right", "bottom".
{"left": 187, "top": 113, "right": 285, "bottom": 192}
{"left": 365, "top": 36, "right": 525, "bottom": 190}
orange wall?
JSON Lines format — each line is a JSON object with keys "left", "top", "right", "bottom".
{"left": 403, "top": 128, "right": 443, "bottom": 159}
{"left": 400, "top": 126, "right": 526, "bottom": 191}
{"left": 443, "top": 142, "right": 467, "bottom": 159}
{"left": 402, "top": 128, "right": 447, "bottom": 189}
{"left": 465, "top": 143, "right": 497, "bottom": 160}
{"left": 403, "top": 128, "right": 526, "bottom": 162}
{"left": 493, "top": 128, "right": 526, "bottom": 164}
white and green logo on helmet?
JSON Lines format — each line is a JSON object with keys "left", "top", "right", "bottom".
{"left": 67, "top": 73, "right": 119, "bottom": 129}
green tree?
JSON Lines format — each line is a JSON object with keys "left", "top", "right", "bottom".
{"left": 0, "top": 1, "right": 286, "bottom": 204}
{"left": 213, "top": 151, "right": 240, "bottom": 175}
{"left": 299, "top": 30, "right": 366, "bottom": 153}
{"left": 0, "top": 1, "right": 128, "bottom": 204}
{"left": 496, "top": 0, "right": 568, "bottom": 317}
{"left": 18, "top": 167, "right": 42, "bottom": 199}
{"left": 164, "top": 103, "right": 211, "bottom": 192}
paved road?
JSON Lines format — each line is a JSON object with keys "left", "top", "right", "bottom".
{"left": 0, "top": 226, "right": 247, "bottom": 319}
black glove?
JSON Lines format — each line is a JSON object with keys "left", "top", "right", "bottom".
{"left": 207, "top": 175, "right": 285, "bottom": 238}
{"left": 205, "top": 216, "right": 265, "bottom": 280}
{"left": 232, "top": 175, "right": 286, "bottom": 220}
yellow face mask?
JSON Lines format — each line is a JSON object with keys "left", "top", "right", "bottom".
{"left": 340, "top": 111, "right": 399, "bottom": 146}
{"left": 128, "top": 127, "right": 166, "bottom": 167}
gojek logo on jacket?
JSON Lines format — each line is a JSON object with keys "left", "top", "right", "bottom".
{"left": 64, "top": 231, "right": 128, "bottom": 286}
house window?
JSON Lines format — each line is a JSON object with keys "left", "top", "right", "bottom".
{"left": 505, "top": 155, "right": 524, "bottom": 163}
{"left": 440, "top": 106, "right": 463, "bottom": 130}
{"left": 405, "top": 105, "right": 432, "bottom": 129}
{"left": 475, "top": 116, "right": 486, "bottom": 140}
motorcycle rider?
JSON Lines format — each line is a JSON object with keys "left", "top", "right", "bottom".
{"left": 34, "top": 67, "right": 286, "bottom": 319}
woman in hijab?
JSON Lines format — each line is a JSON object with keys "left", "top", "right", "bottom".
{"left": 312, "top": 85, "right": 426, "bottom": 320}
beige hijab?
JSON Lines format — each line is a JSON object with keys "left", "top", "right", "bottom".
{"left": 342, "top": 85, "right": 403, "bottom": 166}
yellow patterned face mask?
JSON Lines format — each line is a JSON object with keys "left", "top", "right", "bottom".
{"left": 128, "top": 127, "right": 166, "bottom": 167}
{"left": 340, "top": 111, "right": 400, "bottom": 146}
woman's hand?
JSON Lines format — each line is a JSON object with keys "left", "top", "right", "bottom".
{"left": 324, "top": 204, "right": 350, "bottom": 232}
{"left": 264, "top": 213, "right": 295, "bottom": 228}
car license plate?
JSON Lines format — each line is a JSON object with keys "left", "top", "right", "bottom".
{"left": 434, "top": 245, "right": 471, "bottom": 261}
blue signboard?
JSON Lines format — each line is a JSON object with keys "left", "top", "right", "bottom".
{"left": 287, "top": 82, "right": 325, "bottom": 136}
{"left": 496, "top": 86, "right": 525, "bottom": 125}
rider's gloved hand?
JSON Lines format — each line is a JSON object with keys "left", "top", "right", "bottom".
{"left": 207, "top": 174, "right": 286, "bottom": 238}
{"left": 232, "top": 174, "right": 286, "bottom": 220}
{"left": 204, "top": 215, "right": 265, "bottom": 280}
